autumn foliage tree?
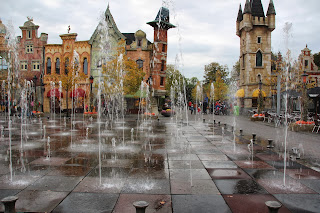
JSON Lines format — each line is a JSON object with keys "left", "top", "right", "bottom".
{"left": 102, "top": 40, "right": 145, "bottom": 96}
{"left": 49, "top": 54, "right": 86, "bottom": 116}
{"left": 213, "top": 70, "right": 228, "bottom": 101}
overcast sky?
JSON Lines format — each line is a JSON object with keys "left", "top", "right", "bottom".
{"left": 1, "top": 0, "right": 319, "bottom": 80}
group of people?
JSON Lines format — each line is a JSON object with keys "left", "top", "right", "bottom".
{"left": 188, "top": 100, "right": 231, "bottom": 115}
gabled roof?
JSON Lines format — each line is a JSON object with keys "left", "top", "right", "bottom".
{"left": 122, "top": 33, "right": 152, "bottom": 46}
{"left": 237, "top": 4, "right": 243, "bottom": 22}
{"left": 122, "top": 33, "right": 135, "bottom": 45}
{"left": 250, "top": 0, "right": 265, "bottom": 17}
{"left": 89, "top": 5, "right": 125, "bottom": 45}
{"left": 267, "top": 0, "right": 276, "bottom": 15}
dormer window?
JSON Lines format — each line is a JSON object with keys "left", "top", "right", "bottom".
{"left": 305, "top": 60, "right": 308, "bottom": 68}
{"left": 137, "top": 39, "right": 142, "bottom": 47}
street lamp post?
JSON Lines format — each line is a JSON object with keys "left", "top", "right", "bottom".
{"left": 89, "top": 75, "right": 94, "bottom": 112}
{"left": 258, "top": 75, "right": 263, "bottom": 114}
{"left": 301, "top": 70, "right": 309, "bottom": 121}
{"left": 33, "top": 75, "right": 38, "bottom": 111}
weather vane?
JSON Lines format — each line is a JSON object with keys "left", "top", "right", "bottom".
{"left": 68, "top": 25, "right": 71, "bottom": 33}
{"left": 27, "top": 16, "right": 33, "bottom": 22}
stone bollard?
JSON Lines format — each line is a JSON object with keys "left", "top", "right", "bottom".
{"left": 240, "top": 129, "right": 243, "bottom": 136}
{"left": 214, "top": 120, "right": 216, "bottom": 124}
{"left": 265, "top": 201, "right": 282, "bottom": 213}
{"left": 218, "top": 121, "right": 221, "bottom": 126}
{"left": 1, "top": 196, "right": 18, "bottom": 213}
{"left": 252, "top": 133, "right": 256, "bottom": 143}
{"left": 224, "top": 124, "right": 227, "bottom": 130}
{"left": 267, "top": 139, "right": 274, "bottom": 148}
{"left": 133, "top": 201, "right": 149, "bottom": 213}
{"left": 203, "top": 119, "right": 205, "bottom": 123}
{"left": 231, "top": 126, "right": 234, "bottom": 133}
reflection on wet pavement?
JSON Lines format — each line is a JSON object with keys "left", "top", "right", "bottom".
{"left": 0, "top": 115, "right": 319, "bottom": 212}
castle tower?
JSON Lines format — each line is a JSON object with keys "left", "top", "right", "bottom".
{"left": 147, "top": 7, "right": 175, "bottom": 97}
{"left": 236, "top": 0, "right": 276, "bottom": 110}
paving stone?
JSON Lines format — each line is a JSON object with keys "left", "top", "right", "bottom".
{"left": 274, "top": 194, "right": 320, "bottom": 213}
{"left": 52, "top": 192, "right": 119, "bottom": 213}
{"left": 172, "top": 194, "right": 231, "bottom": 213}
{"left": 223, "top": 194, "right": 291, "bottom": 213}
{"left": 214, "top": 179, "right": 268, "bottom": 195}
{"left": 113, "top": 194, "right": 172, "bottom": 213}
{"left": 15, "top": 190, "right": 68, "bottom": 212}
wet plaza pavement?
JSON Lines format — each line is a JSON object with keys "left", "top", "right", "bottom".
{"left": 0, "top": 114, "right": 320, "bottom": 212}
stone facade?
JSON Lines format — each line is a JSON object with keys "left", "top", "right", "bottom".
{"left": 298, "top": 45, "right": 320, "bottom": 87}
{"left": 43, "top": 33, "right": 91, "bottom": 113}
{"left": 236, "top": 0, "right": 275, "bottom": 110}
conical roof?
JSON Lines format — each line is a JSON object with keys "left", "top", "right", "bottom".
{"left": 251, "top": 0, "right": 265, "bottom": 17}
{"left": 267, "top": 0, "right": 276, "bottom": 15}
{"left": 243, "top": 0, "right": 252, "bottom": 14}
{"left": 147, "top": 7, "right": 176, "bottom": 29}
{"left": 237, "top": 4, "right": 243, "bottom": 22}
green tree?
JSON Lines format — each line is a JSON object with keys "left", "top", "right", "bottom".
{"left": 165, "top": 64, "right": 184, "bottom": 97}
{"left": 203, "top": 62, "right": 229, "bottom": 85}
{"left": 214, "top": 70, "right": 228, "bottom": 101}
{"left": 185, "top": 77, "right": 198, "bottom": 101}
{"left": 102, "top": 40, "right": 145, "bottom": 96}
{"left": 314, "top": 52, "right": 320, "bottom": 68}
{"left": 49, "top": 55, "right": 86, "bottom": 116}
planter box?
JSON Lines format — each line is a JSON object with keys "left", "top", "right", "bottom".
{"left": 289, "top": 123, "right": 315, "bottom": 132}
{"left": 250, "top": 116, "right": 264, "bottom": 122}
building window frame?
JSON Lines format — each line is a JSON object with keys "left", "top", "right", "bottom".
{"left": 305, "top": 60, "right": 309, "bottom": 68}
{"left": 160, "top": 77, "right": 164, "bottom": 86}
{"left": 20, "top": 61, "right": 28, "bottom": 71}
{"left": 32, "top": 61, "right": 40, "bottom": 71}
{"left": 257, "top": 36, "right": 262, "bottom": 44}
{"left": 47, "top": 58, "right": 51, "bottom": 75}
{"left": 136, "top": 59, "right": 143, "bottom": 69}
{"left": 161, "top": 60, "right": 165, "bottom": 71}
{"left": 65, "top": 57, "right": 69, "bottom": 75}
{"left": 27, "top": 30, "right": 32, "bottom": 39}
{"left": 56, "top": 58, "right": 60, "bottom": 74}
{"left": 83, "top": 58, "right": 88, "bottom": 75}
{"left": 256, "top": 50, "right": 263, "bottom": 67}
{"left": 162, "top": 44, "right": 166, "bottom": 52}
{"left": 26, "top": 45, "right": 33, "bottom": 53}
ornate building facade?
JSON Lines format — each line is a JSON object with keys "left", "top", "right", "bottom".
{"left": 298, "top": 45, "right": 320, "bottom": 87}
{"left": 43, "top": 33, "right": 91, "bottom": 113}
{"left": 236, "top": 0, "right": 276, "bottom": 110}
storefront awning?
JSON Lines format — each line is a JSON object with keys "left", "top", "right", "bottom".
{"left": 252, "top": 89, "right": 266, "bottom": 98}
{"left": 70, "top": 88, "right": 86, "bottom": 98}
{"left": 235, "top": 89, "right": 245, "bottom": 98}
{"left": 47, "top": 88, "right": 63, "bottom": 98}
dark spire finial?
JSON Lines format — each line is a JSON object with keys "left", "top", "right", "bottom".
{"left": 243, "top": 0, "right": 252, "bottom": 14}
{"left": 237, "top": 4, "right": 243, "bottom": 22}
{"left": 267, "top": 0, "right": 276, "bottom": 15}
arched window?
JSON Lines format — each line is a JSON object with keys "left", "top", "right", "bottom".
{"left": 256, "top": 51, "right": 262, "bottom": 67}
{"left": 83, "top": 58, "right": 88, "bottom": 75}
{"left": 65, "top": 57, "right": 69, "bottom": 74}
{"left": 47, "top": 58, "right": 51, "bottom": 74}
{"left": 56, "top": 58, "right": 60, "bottom": 74}
{"left": 136, "top": 59, "right": 143, "bottom": 69}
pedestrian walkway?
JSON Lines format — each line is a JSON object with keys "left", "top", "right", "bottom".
{"left": 0, "top": 115, "right": 319, "bottom": 212}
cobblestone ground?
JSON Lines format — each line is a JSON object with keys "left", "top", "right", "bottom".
{"left": 0, "top": 113, "right": 319, "bottom": 212}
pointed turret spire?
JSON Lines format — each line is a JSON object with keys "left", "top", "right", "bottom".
{"left": 237, "top": 4, "right": 243, "bottom": 22}
{"left": 267, "top": 0, "right": 276, "bottom": 15}
{"left": 243, "top": 0, "right": 252, "bottom": 14}
{"left": 251, "top": 0, "right": 265, "bottom": 17}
